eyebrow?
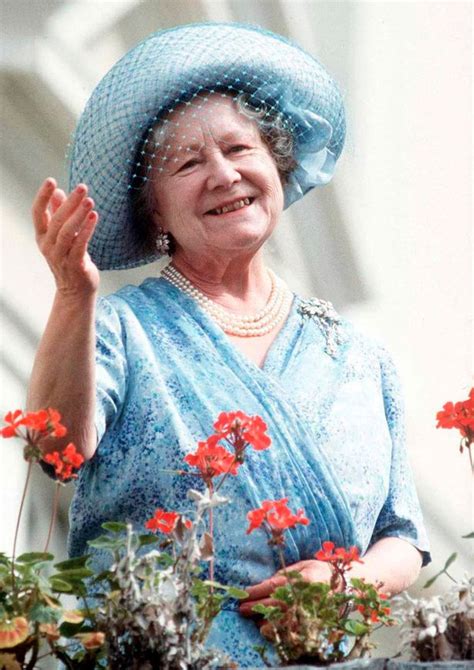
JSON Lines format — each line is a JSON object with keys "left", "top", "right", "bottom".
{"left": 162, "top": 130, "right": 256, "bottom": 164}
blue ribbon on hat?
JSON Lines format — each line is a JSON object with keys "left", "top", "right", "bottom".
{"left": 254, "top": 83, "right": 335, "bottom": 208}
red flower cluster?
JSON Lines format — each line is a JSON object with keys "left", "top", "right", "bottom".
{"left": 315, "top": 541, "right": 364, "bottom": 568}
{"left": 145, "top": 508, "right": 192, "bottom": 535}
{"left": 436, "top": 388, "right": 474, "bottom": 442}
{"left": 355, "top": 603, "right": 391, "bottom": 623}
{"left": 1, "top": 408, "right": 67, "bottom": 439}
{"left": 247, "top": 498, "right": 309, "bottom": 545}
{"left": 182, "top": 411, "right": 271, "bottom": 485}
{"left": 214, "top": 410, "right": 271, "bottom": 458}
{"left": 356, "top": 590, "right": 391, "bottom": 623}
{"left": 184, "top": 437, "right": 240, "bottom": 485}
{"left": 43, "top": 443, "right": 84, "bottom": 481}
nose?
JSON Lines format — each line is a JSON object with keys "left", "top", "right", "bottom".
{"left": 205, "top": 152, "right": 241, "bottom": 191}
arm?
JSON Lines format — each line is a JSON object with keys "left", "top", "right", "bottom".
{"left": 342, "top": 536, "right": 422, "bottom": 594}
{"left": 239, "top": 536, "right": 422, "bottom": 617}
{"left": 27, "top": 178, "right": 100, "bottom": 461}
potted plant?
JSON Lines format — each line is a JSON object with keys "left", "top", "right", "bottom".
{"left": 243, "top": 504, "right": 393, "bottom": 669}
{"left": 0, "top": 408, "right": 395, "bottom": 668}
{"left": 0, "top": 408, "right": 245, "bottom": 669}
{"left": 390, "top": 389, "right": 474, "bottom": 670}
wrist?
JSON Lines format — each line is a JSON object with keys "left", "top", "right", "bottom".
{"left": 53, "top": 288, "right": 97, "bottom": 312}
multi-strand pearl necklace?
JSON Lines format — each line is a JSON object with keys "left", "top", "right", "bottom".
{"left": 161, "top": 264, "right": 292, "bottom": 337}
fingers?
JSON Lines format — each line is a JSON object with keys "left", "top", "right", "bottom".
{"left": 50, "top": 188, "right": 67, "bottom": 214}
{"left": 242, "top": 574, "right": 287, "bottom": 602}
{"left": 32, "top": 178, "right": 56, "bottom": 236}
{"left": 54, "top": 196, "right": 95, "bottom": 256}
{"left": 68, "top": 211, "right": 99, "bottom": 263}
{"left": 48, "top": 184, "right": 89, "bottom": 245}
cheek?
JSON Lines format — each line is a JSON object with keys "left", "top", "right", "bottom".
{"left": 259, "top": 166, "right": 284, "bottom": 210}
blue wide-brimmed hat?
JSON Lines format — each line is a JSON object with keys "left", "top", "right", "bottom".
{"left": 69, "top": 22, "right": 346, "bottom": 270}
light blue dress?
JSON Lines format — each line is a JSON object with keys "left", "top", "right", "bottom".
{"left": 68, "top": 276, "right": 430, "bottom": 667}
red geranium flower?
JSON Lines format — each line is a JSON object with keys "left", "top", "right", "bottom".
{"left": 43, "top": 443, "right": 84, "bottom": 481}
{"left": 315, "top": 541, "right": 363, "bottom": 567}
{"left": 1, "top": 410, "right": 24, "bottom": 438}
{"left": 356, "top": 604, "right": 391, "bottom": 622}
{"left": 242, "top": 415, "right": 272, "bottom": 451}
{"left": 436, "top": 389, "right": 474, "bottom": 433}
{"left": 23, "top": 408, "right": 67, "bottom": 437}
{"left": 1, "top": 408, "right": 67, "bottom": 440}
{"left": 145, "top": 508, "right": 180, "bottom": 534}
{"left": 247, "top": 498, "right": 309, "bottom": 545}
{"left": 436, "top": 389, "right": 474, "bottom": 451}
{"left": 183, "top": 438, "right": 240, "bottom": 484}
{"left": 213, "top": 410, "right": 271, "bottom": 460}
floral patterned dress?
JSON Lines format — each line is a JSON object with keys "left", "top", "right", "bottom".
{"left": 68, "top": 276, "right": 430, "bottom": 667}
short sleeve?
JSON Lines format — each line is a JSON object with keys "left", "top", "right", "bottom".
{"left": 95, "top": 297, "right": 128, "bottom": 445}
{"left": 370, "top": 347, "right": 431, "bottom": 566}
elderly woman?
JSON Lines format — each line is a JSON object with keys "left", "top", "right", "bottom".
{"left": 28, "top": 24, "right": 429, "bottom": 667}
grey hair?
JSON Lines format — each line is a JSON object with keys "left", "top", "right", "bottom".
{"left": 131, "top": 92, "right": 297, "bottom": 256}
{"left": 234, "top": 92, "right": 296, "bottom": 182}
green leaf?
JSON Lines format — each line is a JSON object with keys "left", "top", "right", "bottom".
{"left": 444, "top": 552, "right": 458, "bottom": 570}
{"left": 54, "top": 556, "right": 90, "bottom": 571}
{"left": 350, "top": 577, "right": 368, "bottom": 590}
{"left": 226, "top": 587, "right": 249, "bottom": 599}
{"left": 155, "top": 553, "right": 174, "bottom": 568}
{"left": 101, "top": 521, "right": 128, "bottom": 533}
{"left": 462, "top": 531, "right": 474, "bottom": 539}
{"left": 59, "top": 621, "right": 86, "bottom": 637}
{"left": 424, "top": 552, "right": 459, "bottom": 588}
{"left": 29, "top": 602, "right": 62, "bottom": 624}
{"left": 284, "top": 570, "right": 303, "bottom": 579}
{"left": 87, "top": 536, "right": 124, "bottom": 550}
{"left": 50, "top": 577, "right": 74, "bottom": 593}
{"left": 51, "top": 568, "right": 94, "bottom": 580}
{"left": 271, "top": 585, "right": 293, "bottom": 604}
{"left": 138, "top": 534, "right": 159, "bottom": 547}
{"left": 345, "top": 619, "right": 369, "bottom": 636}
{"left": 16, "top": 552, "right": 54, "bottom": 564}
{"left": 424, "top": 573, "right": 441, "bottom": 589}
{"left": 251, "top": 604, "right": 283, "bottom": 620}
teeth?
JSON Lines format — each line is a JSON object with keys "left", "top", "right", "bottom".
{"left": 211, "top": 197, "right": 252, "bottom": 215}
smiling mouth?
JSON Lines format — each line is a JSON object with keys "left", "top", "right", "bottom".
{"left": 206, "top": 197, "right": 254, "bottom": 216}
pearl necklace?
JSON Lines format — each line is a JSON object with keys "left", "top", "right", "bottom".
{"left": 161, "top": 264, "right": 292, "bottom": 337}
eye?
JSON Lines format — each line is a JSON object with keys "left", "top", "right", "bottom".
{"left": 228, "top": 144, "right": 248, "bottom": 153}
{"left": 177, "top": 158, "right": 200, "bottom": 172}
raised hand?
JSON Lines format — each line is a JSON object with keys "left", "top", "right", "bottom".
{"left": 32, "top": 178, "right": 100, "bottom": 296}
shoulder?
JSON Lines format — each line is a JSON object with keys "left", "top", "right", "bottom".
{"left": 96, "top": 277, "right": 173, "bottom": 318}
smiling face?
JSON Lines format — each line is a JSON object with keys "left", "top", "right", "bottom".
{"left": 149, "top": 94, "right": 285, "bottom": 264}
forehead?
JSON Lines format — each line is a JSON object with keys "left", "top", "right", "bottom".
{"left": 154, "top": 93, "right": 261, "bottom": 150}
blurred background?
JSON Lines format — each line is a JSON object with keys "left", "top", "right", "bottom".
{"left": 0, "top": 0, "right": 471, "bottom": 659}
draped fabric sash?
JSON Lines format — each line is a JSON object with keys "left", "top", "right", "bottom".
{"left": 137, "top": 278, "right": 358, "bottom": 574}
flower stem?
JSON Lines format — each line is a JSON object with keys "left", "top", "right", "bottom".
{"left": 208, "top": 481, "right": 215, "bottom": 589}
{"left": 467, "top": 443, "right": 473, "bottom": 474}
{"left": 214, "top": 455, "right": 238, "bottom": 494}
{"left": 44, "top": 481, "right": 61, "bottom": 553}
{"left": 11, "top": 459, "right": 33, "bottom": 589}
{"left": 277, "top": 546, "right": 287, "bottom": 573}
{"left": 444, "top": 569, "right": 458, "bottom": 584}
